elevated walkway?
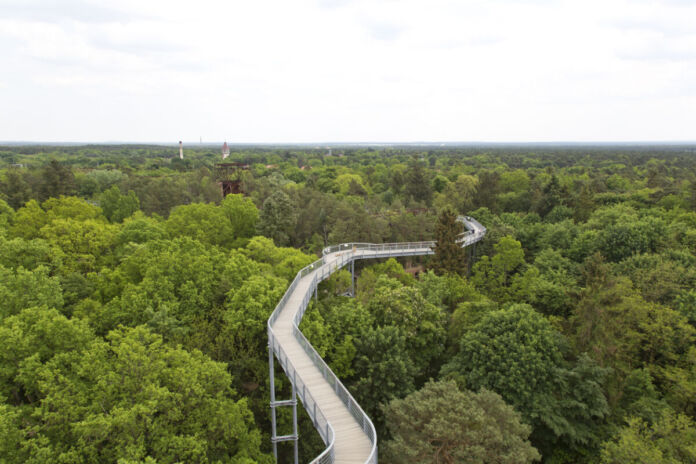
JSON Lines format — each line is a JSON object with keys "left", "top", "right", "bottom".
{"left": 267, "top": 217, "right": 486, "bottom": 464}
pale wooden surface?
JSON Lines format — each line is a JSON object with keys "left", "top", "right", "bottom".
{"left": 271, "top": 249, "right": 432, "bottom": 464}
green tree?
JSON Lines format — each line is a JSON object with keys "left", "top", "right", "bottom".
{"left": 24, "top": 326, "right": 271, "bottom": 464}
{"left": 98, "top": 185, "right": 140, "bottom": 223}
{"left": 0, "top": 266, "right": 64, "bottom": 319}
{"left": 600, "top": 410, "right": 696, "bottom": 464}
{"left": 435, "top": 174, "right": 477, "bottom": 213}
{"left": 38, "top": 160, "right": 76, "bottom": 201}
{"left": 100, "top": 237, "right": 224, "bottom": 337}
{"left": 40, "top": 218, "right": 119, "bottom": 273}
{"left": 0, "top": 402, "right": 23, "bottom": 463}
{"left": 165, "top": 202, "right": 236, "bottom": 248}
{"left": 0, "top": 199, "right": 14, "bottom": 236}
{"left": 473, "top": 170, "right": 500, "bottom": 211}
{"left": 258, "top": 190, "right": 297, "bottom": 246}
{"left": 0, "top": 168, "right": 32, "bottom": 209}
{"left": 43, "top": 196, "right": 102, "bottom": 221}
{"left": 9, "top": 199, "right": 49, "bottom": 239}
{"left": 471, "top": 235, "right": 526, "bottom": 302}
{"left": 383, "top": 380, "right": 540, "bottom": 464}
{"left": 430, "top": 208, "right": 467, "bottom": 276}
{"left": 404, "top": 159, "right": 432, "bottom": 205}
{"left": 367, "top": 284, "right": 447, "bottom": 382}
{"left": 0, "top": 306, "right": 93, "bottom": 404}
{"left": 536, "top": 175, "right": 564, "bottom": 218}
{"left": 0, "top": 237, "right": 64, "bottom": 272}
{"left": 442, "top": 305, "right": 609, "bottom": 457}
{"left": 570, "top": 257, "right": 695, "bottom": 407}
{"left": 352, "top": 325, "right": 416, "bottom": 429}
{"left": 220, "top": 194, "right": 259, "bottom": 241}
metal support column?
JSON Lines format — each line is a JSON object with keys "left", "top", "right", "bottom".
{"left": 292, "top": 383, "right": 299, "bottom": 464}
{"left": 314, "top": 284, "right": 318, "bottom": 302}
{"left": 269, "top": 344, "right": 278, "bottom": 461}
{"left": 350, "top": 259, "right": 355, "bottom": 297}
{"left": 269, "top": 342, "right": 299, "bottom": 464}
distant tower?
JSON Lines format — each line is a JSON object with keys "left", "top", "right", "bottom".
{"left": 222, "top": 141, "right": 230, "bottom": 160}
{"left": 179, "top": 141, "right": 183, "bottom": 159}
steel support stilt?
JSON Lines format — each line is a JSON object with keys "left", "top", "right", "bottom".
{"left": 292, "top": 383, "right": 299, "bottom": 464}
{"left": 269, "top": 344, "right": 278, "bottom": 461}
{"left": 350, "top": 260, "right": 355, "bottom": 297}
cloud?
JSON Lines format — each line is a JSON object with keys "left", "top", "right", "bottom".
{"left": 0, "top": 0, "right": 144, "bottom": 24}
{"left": 0, "top": 0, "right": 695, "bottom": 142}
{"left": 317, "top": 0, "right": 354, "bottom": 8}
{"left": 362, "top": 19, "right": 404, "bottom": 41}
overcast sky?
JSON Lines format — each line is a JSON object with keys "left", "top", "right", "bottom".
{"left": 0, "top": 0, "right": 694, "bottom": 143}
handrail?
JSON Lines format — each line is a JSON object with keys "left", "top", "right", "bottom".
{"left": 267, "top": 215, "right": 486, "bottom": 464}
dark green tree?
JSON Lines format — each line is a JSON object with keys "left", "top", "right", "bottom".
{"left": 38, "top": 160, "right": 76, "bottom": 202}
{"left": 404, "top": 159, "right": 432, "bottom": 205}
{"left": 430, "top": 208, "right": 466, "bottom": 275}
{"left": 0, "top": 169, "right": 32, "bottom": 209}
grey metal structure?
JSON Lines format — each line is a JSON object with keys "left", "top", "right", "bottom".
{"left": 267, "top": 216, "right": 486, "bottom": 464}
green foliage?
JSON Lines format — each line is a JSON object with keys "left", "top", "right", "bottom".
{"left": 117, "top": 213, "right": 168, "bottom": 246}
{"left": 99, "top": 186, "right": 140, "bottom": 223}
{"left": 5, "top": 145, "right": 696, "bottom": 463}
{"left": 0, "top": 266, "right": 64, "bottom": 319}
{"left": 600, "top": 410, "right": 696, "bottom": 464}
{"left": 101, "top": 237, "right": 224, "bottom": 336}
{"left": 404, "top": 159, "right": 432, "bottom": 205}
{"left": 442, "top": 305, "right": 609, "bottom": 455}
{"left": 165, "top": 202, "right": 236, "bottom": 248}
{"left": 471, "top": 235, "right": 526, "bottom": 301}
{"left": 40, "top": 218, "right": 119, "bottom": 273}
{"left": 221, "top": 194, "right": 259, "bottom": 240}
{"left": 368, "top": 284, "right": 447, "bottom": 382}
{"left": 38, "top": 160, "right": 76, "bottom": 201}
{"left": 9, "top": 199, "right": 49, "bottom": 239}
{"left": 352, "top": 326, "right": 416, "bottom": 428}
{"left": 0, "top": 236, "right": 64, "bottom": 272}
{"left": 430, "top": 208, "right": 467, "bottom": 275}
{"left": 258, "top": 190, "right": 297, "bottom": 246}
{"left": 23, "top": 326, "right": 271, "bottom": 464}
{"left": 0, "top": 306, "right": 93, "bottom": 403}
{"left": 383, "top": 380, "right": 540, "bottom": 464}
{"left": 0, "top": 198, "right": 14, "bottom": 235}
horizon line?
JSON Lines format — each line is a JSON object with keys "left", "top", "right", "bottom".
{"left": 2, "top": 140, "right": 696, "bottom": 147}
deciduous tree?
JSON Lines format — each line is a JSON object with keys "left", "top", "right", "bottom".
{"left": 383, "top": 380, "right": 540, "bottom": 464}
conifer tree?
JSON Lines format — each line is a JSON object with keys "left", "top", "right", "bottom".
{"left": 431, "top": 208, "right": 466, "bottom": 275}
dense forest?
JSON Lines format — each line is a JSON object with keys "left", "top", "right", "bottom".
{"left": 1, "top": 143, "right": 695, "bottom": 464}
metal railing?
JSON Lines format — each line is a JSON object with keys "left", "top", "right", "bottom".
{"left": 267, "top": 215, "right": 486, "bottom": 464}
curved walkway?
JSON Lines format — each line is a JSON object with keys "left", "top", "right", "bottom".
{"left": 267, "top": 217, "right": 486, "bottom": 464}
